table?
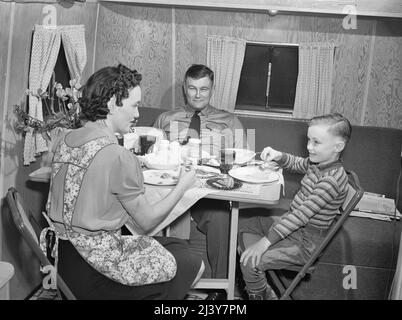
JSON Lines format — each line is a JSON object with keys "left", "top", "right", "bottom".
{"left": 191, "top": 183, "right": 281, "bottom": 300}
{"left": 143, "top": 179, "right": 281, "bottom": 300}
{"left": 29, "top": 165, "right": 282, "bottom": 299}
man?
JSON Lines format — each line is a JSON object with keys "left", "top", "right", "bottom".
{"left": 154, "top": 64, "right": 247, "bottom": 300}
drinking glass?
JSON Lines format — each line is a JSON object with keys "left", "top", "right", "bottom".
{"left": 138, "top": 135, "right": 156, "bottom": 155}
{"left": 220, "top": 149, "right": 236, "bottom": 175}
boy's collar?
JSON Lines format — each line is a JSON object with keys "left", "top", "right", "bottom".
{"left": 310, "top": 159, "right": 343, "bottom": 172}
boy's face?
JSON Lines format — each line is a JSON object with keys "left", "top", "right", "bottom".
{"left": 307, "top": 124, "right": 345, "bottom": 165}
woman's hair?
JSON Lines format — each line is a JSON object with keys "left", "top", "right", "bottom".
{"left": 309, "top": 113, "right": 352, "bottom": 143}
{"left": 79, "top": 64, "right": 142, "bottom": 121}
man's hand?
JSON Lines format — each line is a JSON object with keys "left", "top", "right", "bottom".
{"left": 240, "top": 237, "right": 271, "bottom": 268}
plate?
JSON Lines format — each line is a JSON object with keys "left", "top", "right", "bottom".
{"left": 206, "top": 177, "right": 243, "bottom": 190}
{"left": 143, "top": 170, "right": 179, "bottom": 186}
{"left": 228, "top": 166, "right": 279, "bottom": 184}
{"left": 195, "top": 165, "right": 221, "bottom": 179}
{"left": 29, "top": 166, "right": 52, "bottom": 182}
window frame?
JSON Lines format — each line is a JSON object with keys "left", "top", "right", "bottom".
{"left": 235, "top": 41, "right": 299, "bottom": 118}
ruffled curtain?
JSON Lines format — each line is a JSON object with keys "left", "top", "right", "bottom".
{"left": 61, "top": 25, "right": 87, "bottom": 81}
{"left": 207, "top": 36, "right": 246, "bottom": 113}
{"left": 293, "top": 42, "right": 336, "bottom": 119}
{"left": 23, "top": 25, "right": 86, "bottom": 165}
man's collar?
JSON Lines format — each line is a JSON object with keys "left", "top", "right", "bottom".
{"left": 184, "top": 105, "right": 212, "bottom": 117}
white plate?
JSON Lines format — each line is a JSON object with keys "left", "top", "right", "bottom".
{"left": 195, "top": 165, "right": 221, "bottom": 179}
{"left": 229, "top": 166, "right": 279, "bottom": 184}
{"left": 29, "top": 166, "right": 52, "bottom": 182}
{"left": 223, "top": 148, "right": 256, "bottom": 165}
{"left": 143, "top": 169, "right": 179, "bottom": 186}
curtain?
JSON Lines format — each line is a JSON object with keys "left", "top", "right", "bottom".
{"left": 207, "top": 36, "right": 246, "bottom": 113}
{"left": 61, "top": 25, "right": 87, "bottom": 82}
{"left": 23, "top": 25, "right": 86, "bottom": 165}
{"left": 293, "top": 42, "right": 336, "bottom": 119}
{"left": 24, "top": 25, "right": 61, "bottom": 165}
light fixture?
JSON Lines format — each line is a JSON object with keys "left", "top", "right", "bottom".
{"left": 268, "top": 9, "right": 279, "bottom": 16}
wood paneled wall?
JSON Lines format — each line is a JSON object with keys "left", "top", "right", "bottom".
{"left": 95, "top": 3, "right": 173, "bottom": 108}
{"left": 96, "top": 3, "right": 402, "bottom": 129}
{"left": 0, "top": 1, "right": 98, "bottom": 300}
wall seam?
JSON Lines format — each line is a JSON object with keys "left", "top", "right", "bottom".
{"left": 360, "top": 19, "right": 377, "bottom": 126}
{"left": 171, "top": 7, "right": 176, "bottom": 109}
{"left": 92, "top": 1, "right": 100, "bottom": 74}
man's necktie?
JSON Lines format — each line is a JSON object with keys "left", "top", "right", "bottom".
{"left": 187, "top": 111, "right": 201, "bottom": 140}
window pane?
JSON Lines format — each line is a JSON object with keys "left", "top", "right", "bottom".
{"left": 235, "top": 43, "right": 298, "bottom": 113}
{"left": 236, "top": 44, "right": 270, "bottom": 107}
{"left": 267, "top": 46, "right": 298, "bottom": 109}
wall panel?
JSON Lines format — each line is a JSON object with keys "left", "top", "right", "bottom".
{"left": 96, "top": 3, "right": 172, "bottom": 108}
{"left": 365, "top": 19, "right": 402, "bottom": 129}
{"left": 1, "top": 1, "right": 98, "bottom": 299}
{"left": 0, "top": 0, "right": 13, "bottom": 262}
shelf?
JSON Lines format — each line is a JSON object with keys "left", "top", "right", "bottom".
{"left": 99, "top": 0, "right": 402, "bottom": 19}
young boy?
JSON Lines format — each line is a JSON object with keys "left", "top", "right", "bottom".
{"left": 238, "top": 113, "right": 352, "bottom": 300}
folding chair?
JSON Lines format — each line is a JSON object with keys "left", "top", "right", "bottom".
{"left": 6, "top": 187, "right": 76, "bottom": 300}
{"left": 267, "top": 170, "right": 364, "bottom": 300}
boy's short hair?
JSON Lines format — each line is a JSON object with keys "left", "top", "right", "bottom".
{"left": 309, "top": 113, "right": 352, "bottom": 143}
{"left": 184, "top": 64, "right": 214, "bottom": 83}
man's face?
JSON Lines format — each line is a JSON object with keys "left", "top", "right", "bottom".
{"left": 183, "top": 76, "right": 213, "bottom": 111}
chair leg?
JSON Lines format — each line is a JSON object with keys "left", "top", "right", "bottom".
{"left": 267, "top": 270, "right": 291, "bottom": 299}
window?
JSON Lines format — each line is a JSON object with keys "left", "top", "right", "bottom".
{"left": 28, "top": 42, "right": 71, "bottom": 119}
{"left": 236, "top": 43, "right": 298, "bottom": 114}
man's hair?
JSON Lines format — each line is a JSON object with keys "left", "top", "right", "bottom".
{"left": 309, "top": 113, "right": 352, "bottom": 143}
{"left": 184, "top": 64, "right": 214, "bottom": 83}
{"left": 79, "top": 64, "right": 142, "bottom": 122}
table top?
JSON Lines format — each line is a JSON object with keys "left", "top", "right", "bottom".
{"left": 29, "top": 165, "right": 281, "bottom": 204}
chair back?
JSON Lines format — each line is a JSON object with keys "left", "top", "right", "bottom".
{"left": 318, "top": 171, "right": 364, "bottom": 254}
{"left": 6, "top": 187, "right": 76, "bottom": 300}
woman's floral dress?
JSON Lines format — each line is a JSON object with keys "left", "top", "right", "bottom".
{"left": 40, "top": 134, "right": 177, "bottom": 286}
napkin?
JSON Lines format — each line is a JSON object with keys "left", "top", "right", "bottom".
{"left": 126, "top": 182, "right": 219, "bottom": 237}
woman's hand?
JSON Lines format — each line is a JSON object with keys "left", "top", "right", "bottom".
{"left": 260, "top": 147, "right": 282, "bottom": 163}
{"left": 176, "top": 165, "right": 196, "bottom": 192}
{"left": 240, "top": 237, "right": 271, "bottom": 268}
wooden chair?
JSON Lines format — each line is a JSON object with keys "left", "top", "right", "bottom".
{"left": 6, "top": 187, "right": 76, "bottom": 300}
{"left": 267, "top": 170, "right": 364, "bottom": 300}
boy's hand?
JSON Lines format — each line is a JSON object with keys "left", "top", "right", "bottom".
{"left": 261, "top": 147, "right": 282, "bottom": 162}
{"left": 240, "top": 237, "right": 271, "bottom": 268}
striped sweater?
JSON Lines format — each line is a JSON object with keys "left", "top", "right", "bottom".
{"left": 266, "top": 153, "right": 349, "bottom": 245}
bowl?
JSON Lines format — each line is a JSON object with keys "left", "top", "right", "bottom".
{"left": 142, "top": 153, "right": 180, "bottom": 170}
{"left": 223, "top": 148, "right": 256, "bottom": 165}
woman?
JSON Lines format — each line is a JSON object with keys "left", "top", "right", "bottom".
{"left": 43, "top": 64, "right": 204, "bottom": 299}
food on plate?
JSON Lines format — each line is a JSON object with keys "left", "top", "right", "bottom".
{"left": 160, "top": 172, "right": 178, "bottom": 180}
{"left": 214, "top": 176, "right": 235, "bottom": 189}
